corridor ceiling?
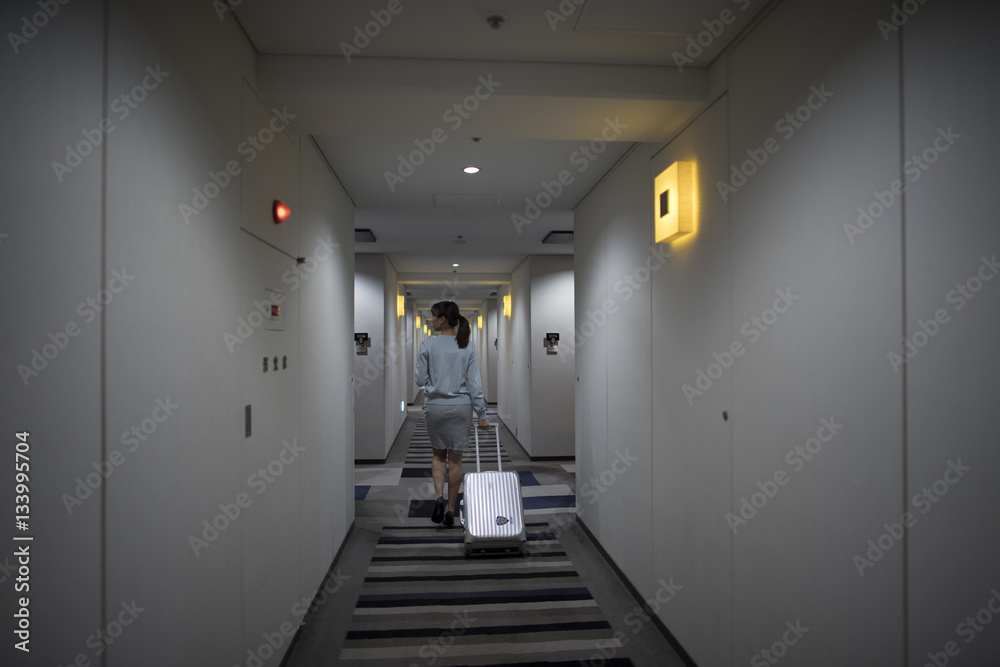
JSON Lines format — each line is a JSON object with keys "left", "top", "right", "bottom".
{"left": 233, "top": 0, "right": 766, "bottom": 308}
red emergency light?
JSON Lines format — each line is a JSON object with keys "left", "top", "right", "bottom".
{"left": 273, "top": 200, "right": 291, "bottom": 224}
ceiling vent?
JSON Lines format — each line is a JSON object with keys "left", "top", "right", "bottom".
{"left": 542, "top": 230, "right": 574, "bottom": 244}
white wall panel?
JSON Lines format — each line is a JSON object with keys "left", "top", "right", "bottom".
{"left": 903, "top": 2, "right": 1000, "bottom": 663}
{"left": 298, "top": 138, "right": 354, "bottom": 617}
{"left": 511, "top": 259, "right": 533, "bottom": 450}
{"left": 726, "top": 1, "right": 903, "bottom": 663}
{"left": 601, "top": 147, "right": 653, "bottom": 590}
{"left": 573, "top": 187, "right": 608, "bottom": 536}
{"left": 0, "top": 1, "right": 106, "bottom": 662}
{"left": 528, "top": 255, "right": 575, "bottom": 458}
{"left": 354, "top": 254, "right": 386, "bottom": 460}
{"left": 238, "top": 235, "right": 301, "bottom": 666}
{"left": 650, "top": 98, "right": 733, "bottom": 667}
{"left": 103, "top": 0, "right": 248, "bottom": 661}
{"left": 487, "top": 300, "right": 498, "bottom": 402}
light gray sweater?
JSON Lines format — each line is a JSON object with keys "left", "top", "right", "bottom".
{"left": 415, "top": 335, "right": 487, "bottom": 420}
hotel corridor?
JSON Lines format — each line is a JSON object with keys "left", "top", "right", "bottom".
{"left": 282, "top": 401, "right": 687, "bottom": 666}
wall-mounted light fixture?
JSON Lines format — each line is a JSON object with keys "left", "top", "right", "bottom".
{"left": 503, "top": 294, "right": 511, "bottom": 318}
{"left": 653, "top": 161, "right": 693, "bottom": 243}
{"left": 397, "top": 294, "right": 405, "bottom": 318}
{"left": 273, "top": 200, "right": 291, "bottom": 224}
{"left": 416, "top": 315, "right": 421, "bottom": 329}
{"left": 478, "top": 314, "right": 483, "bottom": 330}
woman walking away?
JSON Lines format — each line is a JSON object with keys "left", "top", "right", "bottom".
{"left": 414, "top": 301, "right": 490, "bottom": 527}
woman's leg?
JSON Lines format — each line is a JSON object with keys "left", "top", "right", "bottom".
{"left": 445, "top": 449, "right": 463, "bottom": 513}
{"left": 432, "top": 447, "right": 447, "bottom": 500}
{"left": 430, "top": 447, "right": 447, "bottom": 523}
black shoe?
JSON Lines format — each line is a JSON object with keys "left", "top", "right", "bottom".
{"left": 431, "top": 497, "right": 445, "bottom": 524}
{"left": 443, "top": 511, "right": 454, "bottom": 527}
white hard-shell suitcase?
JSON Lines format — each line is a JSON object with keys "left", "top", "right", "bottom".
{"left": 460, "top": 423, "right": 527, "bottom": 556}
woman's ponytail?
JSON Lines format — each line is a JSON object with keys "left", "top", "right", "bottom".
{"left": 456, "top": 315, "right": 471, "bottom": 349}
{"left": 431, "top": 300, "right": 472, "bottom": 349}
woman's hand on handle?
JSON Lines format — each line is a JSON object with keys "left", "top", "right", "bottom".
{"left": 478, "top": 418, "right": 491, "bottom": 431}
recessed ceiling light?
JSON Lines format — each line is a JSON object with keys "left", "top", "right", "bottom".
{"left": 463, "top": 166, "right": 480, "bottom": 174}
{"left": 452, "top": 263, "right": 460, "bottom": 267}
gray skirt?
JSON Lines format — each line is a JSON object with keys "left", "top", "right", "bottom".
{"left": 423, "top": 403, "right": 472, "bottom": 451}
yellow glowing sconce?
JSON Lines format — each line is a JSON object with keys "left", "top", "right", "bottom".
{"left": 477, "top": 314, "right": 483, "bottom": 330}
{"left": 503, "top": 294, "right": 511, "bottom": 318}
{"left": 415, "top": 315, "right": 421, "bottom": 329}
{"left": 654, "top": 161, "right": 694, "bottom": 243}
{"left": 397, "top": 294, "right": 405, "bottom": 318}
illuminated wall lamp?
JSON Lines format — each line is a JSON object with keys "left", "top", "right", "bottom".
{"left": 654, "top": 161, "right": 693, "bottom": 243}
{"left": 416, "top": 315, "right": 421, "bottom": 329}
{"left": 478, "top": 314, "right": 483, "bottom": 329}
{"left": 503, "top": 294, "right": 511, "bottom": 318}
{"left": 397, "top": 294, "right": 405, "bottom": 318}
{"left": 272, "top": 200, "right": 291, "bottom": 224}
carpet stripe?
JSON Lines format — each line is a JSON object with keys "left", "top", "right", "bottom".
{"left": 365, "top": 570, "right": 580, "bottom": 583}
{"left": 345, "top": 619, "right": 611, "bottom": 640}
{"left": 339, "top": 638, "right": 624, "bottom": 660}
{"left": 351, "top": 599, "right": 600, "bottom": 615}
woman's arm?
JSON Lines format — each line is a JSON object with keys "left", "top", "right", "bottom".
{"left": 415, "top": 340, "right": 430, "bottom": 387}
{"left": 466, "top": 345, "right": 487, "bottom": 421}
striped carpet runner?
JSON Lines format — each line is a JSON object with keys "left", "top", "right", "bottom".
{"left": 337, "top": 522, "right": 635, "bottom": 665}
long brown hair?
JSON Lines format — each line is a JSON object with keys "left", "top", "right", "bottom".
{"left": 431, "top": 301, "right": 471, "bottom": 348}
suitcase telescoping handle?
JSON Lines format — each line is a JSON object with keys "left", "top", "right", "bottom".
{"left": 473, "top": 421, "right": 501, "bottom": 473}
